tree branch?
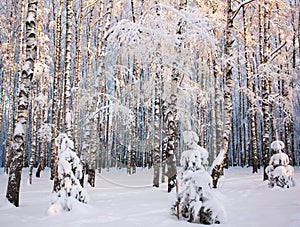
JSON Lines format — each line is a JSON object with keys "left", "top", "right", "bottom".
{"left": 83, "top": 0, "right": 98, "bottom": 11}
{"left": 268, "top": 41, "right": 287, "bottom": 62}
{"left": 232, "top": 0, "right": 255, "bottom": 21}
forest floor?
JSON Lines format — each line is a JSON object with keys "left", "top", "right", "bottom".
{"left": 0, "top": 166, "right": 300, "bottom": 227}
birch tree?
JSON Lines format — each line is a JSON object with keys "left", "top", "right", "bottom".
{"left": 243, "top": 3, "right": 259, "bottom": 173}
{"left": 6, "top": 0, "right": 38, "bottom": 207}
{"left": 3, "top": 0, "right": 26, "bottom": 174}
{"left": 210, "top": 0, "right": 234, "bottom": 188}
{"left": 152, "top": 0, "right": 162, "bottom": 188}
{"left": 50, "top": 0, "right": 63, "bottom": 184}
{"left": 165, "top": 0, "right": 188, "bottom": 192}
{"left": 261, "top": 0, "right": 271, "bottom": 181}
{"left": 62, "top": 0, "right": 73, "bottom": 137}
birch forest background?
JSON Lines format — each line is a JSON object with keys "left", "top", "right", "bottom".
{"left": 0, "top": 0, "right": 299, "bottom": 207}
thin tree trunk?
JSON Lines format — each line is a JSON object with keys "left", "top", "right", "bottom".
{"left": 243, "top": 5, "right": 259, "bottom": 173}
{"left": 210, "top": 53, "right": 217, "bottom": 165}
{"left": 211, "top": 0, "right": 234, "bottom": 188}
{"left": 50, "top": 0, "right": 63, "bottom": 184}
{"left": 131, "top": 59, "right": 138, "bottom": 175}
{"left": 63, "top": 0, "right": 73, "bottom": 138}
{"left": 153, "top": 63, "right": 161, "bottom": 187}
{"left": 29, "top": 82, "right": 38, "bottom": 184}
{"left": 165, "top": 78, "right": 179, "bottom": 192}
{"left": 261, "top": 0, "right": 271, "bottom": 181}
{"left": 214, "top": 54, "right": 222, "bottom": 165}
{"left": 87, "top": 8, "right": 97, "bottom": 187}
{"left": 95, "top": 0, "right": 112, "bottom": 174}
{"left": 73, "top": 0, "right": 84, "bottom": 155}
{"left": 3, "top": 1, "right": 17, "bottom": 174}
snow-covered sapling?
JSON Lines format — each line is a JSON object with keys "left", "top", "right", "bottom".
{"left": 48, "top": 134, "right": 88, "bottom": 214}
{"left": 265, "top": 140, "right": 295, "bottom": 188}
{"left": 171, "top": 130, "right": 226, "bottom": 224}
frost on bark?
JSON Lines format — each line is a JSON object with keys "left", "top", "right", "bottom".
{"left": 6, "top": 0, "right": 37, "bottom": 207}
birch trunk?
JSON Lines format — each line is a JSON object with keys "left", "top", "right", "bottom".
{"left": 210, "top": 53, "right": 217, "bottom": 165}
{"left": 4, "top": 0, "right": 25, "bottom": 175}
{"left": 214, "top": 55, "right": 222, "bottom": 165}
{"left": 28, "top": 82, "right": 38, "bottom": 184}
{"left": 29, "top": 0, "right": 45, "bottom": 182}
{"left": 153, "top": 64, "right": 161, "bottom": 187}
{"left": 211, "top": 0, "right": 234, "bottom": 188}
{"left": 87, "top": 9, "right": 97, "bottom": 187}
{"left": 6, "top": 0, "right": 37, "bottom": 207}
{"left": 131, "top": 60, "right": 138, "bottom": 175}
{"left": 50, "top": 0, "right": 63, "bottom": 183}
{"left": 282, "top": 77, "right": 294, "bottom": 165}
{"left": 243, "top": 5, "right": 259, "bottom": 173}
{"left": 73, "top": 0, "right": 84, "bottom": 155}
{"left": 261, "top": 0, "right": 271, "bottom": 181}
{"left": 0, "top": 4, "right": 12, "bottom": 134}
{"left": 63, "top": 0, "right": 73, "bottom": 138}
{"left": 165, "top": 77, "right": 179, "bottom": 192}
{"left": 165, "top": 0, "right": 189, "bottom": 192}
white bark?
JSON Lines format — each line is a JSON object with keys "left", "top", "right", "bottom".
{"left": 6, "top": 0, "right": 38, "bottom": 207}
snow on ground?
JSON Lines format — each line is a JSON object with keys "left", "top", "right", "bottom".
{"left": 1, "top": 167, "right": 300, "bottom": 227}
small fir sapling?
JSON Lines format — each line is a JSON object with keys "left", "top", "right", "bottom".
{"left": 265, "top": 140, "right": 295, "bottom": 188}
{"left": 171, "top": 130, "right": 226, "bottom": 224}
{"left": 47, "top": 134, "right": 88, "bottom": 215}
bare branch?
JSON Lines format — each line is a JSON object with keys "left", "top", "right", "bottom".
{"left": 232, "top": 0, "right": 255, "bottom": 21}
{"left": 268, "top": 41, "right": 287, "bottom": 62}
{"left": 83, "top": 0, "right": 98, "bottom": 11}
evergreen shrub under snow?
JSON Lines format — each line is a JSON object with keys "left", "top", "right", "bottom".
{"left": 48, "top": 134, "right": 88, "bottom": 215}
{"left": 265, "top": 140, "right": 295, "bottom": 188}
{"left": 171, "top": 130, "right": 226, "bottom": 224}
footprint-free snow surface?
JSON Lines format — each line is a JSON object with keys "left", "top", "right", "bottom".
{"left": 1, "top": 167, "right": 300, "bottom": 227}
